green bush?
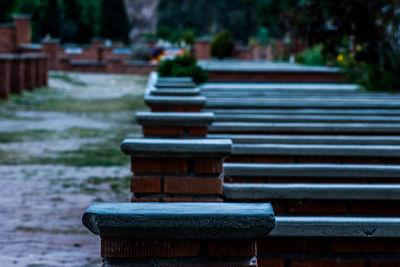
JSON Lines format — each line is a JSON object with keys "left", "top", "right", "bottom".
{"left": 157, "top": 54, "right": 208, "bottom": 84}
{"left": 211, "top": 30, "right": 233, "bottom": 59}
{"left": 296, "top": 44, "right": 327, "bottom": 66}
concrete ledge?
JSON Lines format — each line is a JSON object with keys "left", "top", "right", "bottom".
{"left": 223, "top": 163, "right": 400, "bottom": 178}
{"left": 136, "top": 112, "right": 215, "bottom": 126}
{"left": 145, "top": 95, "right": 206, "bottom": 108}
{"left": 215, "top": 114, "right": 400, "bottom": 123}
{"left": 223, "top": 183, "right": 400, "bottom": 200}
{"left": 210, "top": 122, "right": 400, "bottom": 133}
{"left": 231, "top": 144, "right": 400, "bottom": 157}
{"left": 157, "top": 76, "right": 193, "bottom": 83}
{"left": 271, "top": 216, "right": 400, "bottom": 238}
{"left": 201, "top": 83, "right": 361, "bottom": 91}
{"left": 151, "top": 88, "right": 200, "bottom": 96}
{"left": 208, "top": 134, "right": 400, "bottom": 145}
{"left": 82, "top": 202, "right": 275, "bottom": 239}
{"left": 155, "top": 82, "right": 196, "bottom": 89}
{"left": 121, "top": 138, "right": 232, "bottom": 157}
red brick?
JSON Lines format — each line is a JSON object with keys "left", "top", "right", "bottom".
{"left": 258, "top": 258, "right": 284, "bottom": 267}
{"left": 297, "top": 156, "right": 341, "bottom": 164}
{"left": 188, "top": 126, "right": 208, "bottom": 136}
{"left": 131, "top": 176, "right": 161, "bottom": 193}
{"left": 195, "top": 158, "right": 223, "bottom": 174}
{"left": 208, "top": 240, "right": 256, "bottom": 257}
{"left": 257, "top": 237, "right": 323, "bottom": 253}
{"left": 131, "top": 197, "right": 160, "bottom": 202}
{"left": 289, "top": 200, "right": 347, "bottom": 214}
{"left": 170, "top": 106, "right": 186, "bottom": 112}
{"left": 164, "top": 177, "right": 222, "bottom": 195}
{"left": 253, "top": 155, "right": 295, "bottom": 163}
{"left": 330, "top": 238, "right": 400, "bottom": 253}
{"left": 142, "top": 126, "right": 184, "bottom": 136}
{"left": 193, "top": 196, "right": 223, "bottom": 202}
{"left": 371, "top": 261, "right": 400, "bottom": 267}
{"left": 151, "top": 107, "right": 168, "bottom": 112}
{"left": 162, "top": 196, "right": 193, "bottom": 202}
{"left": 342, "top": 157, "right": 386, "bottom": 164}
{"left": 291, "top": 259, "right": 363, "bottom": 267}
{"left": 101, "top": 237, "right": 200, "bottom": 257}
{"left": 131, "top": 157, "right": 188, "bottom": 174}
{"left": 186, "top": 107, "right": 201, "bottom": 112}
{"left": 351, "top": 200, "right": 400, "bottom": 215}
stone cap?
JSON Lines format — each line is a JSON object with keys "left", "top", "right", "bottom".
{"left": 223, "top": 163, "right": 400, "bottom": 178}
{"left": 157, "top": 76, "right": 193, "bottom": 83}
{"left": 155, "top": 82, "right": 196, "bottom": 89}
{"left": 121, "top": 138, "right": 232, "bottom": 157}
{"left": 151, "top": 88, "right": 200, "bottom": 96}
{"left": 271, "top": 216, "right": 400, "bottom": 238}
{"left": 145, "top": 95, "right": 206, "bottom": 108}
{"left": 136, "top": 112, "right": 215, "bottom": 127}
{"left": 223, "top": 183, "right": 400, "bottom": 200}
{"left": 82, "top": 202, "right": 275, "bottom": 239}
{"left": 232, "top": 144, "right": 400, "bottom": 157}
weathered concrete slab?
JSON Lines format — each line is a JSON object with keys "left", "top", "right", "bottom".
{"left": 82, "top": 202, "right": 275, "bottom": 239}
{"left": 207, "top": 109, "right": 400, "bottom": 116}
{"left": 210, "top": 122, "right": 400, "bottom": 134}
{"left": 136, "top": 112, "right": 215, "bottom": 126}
{"left": 121, "top": 138, "right": 232, "bottom": 157}
{"left": 151, "top": 88, "right": 200, "bottom": 96}
{"left": 157, "top": 76, "right": 193, "bottom": 83}
{"left": 201, "top": 83, "right": 361, "bottom": 91}
{"left": 207, "top": 134, "right": 400, "bottom": 145}
{"left": 214, "top": 114, "right": 400, "bottom": 123}
{"left": 223, "top": 163, "right": 400, "bottom": 178}
{"left": 231, "top": 144, "right": 400, "bottom": 157}
{"left": 155, "top": 82, "right": 196, "bottom": 88}
{"left": 145, "top": 95, "right": 206, "bottom": 108}
{"left": 223, "top": 183, "right": 400, "bottom": 200}
{"left": 271, "top": 216, "right": 400, "bottom": 237}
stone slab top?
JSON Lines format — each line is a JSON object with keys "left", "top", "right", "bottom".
{"left": 223, "top": 163, "right": 400, "bottom": 178}
{"left": 151, "top": 88, "right": 200, "bottom": 96}
{"left": 82, "top": 202, "right": 275, "bottom": 239}
{"left": 210, "top": 122, "right": 400, "bottom": 133}
{"left": 157, "top": 76, "right": 193, "bottom": 83}
{"left": 145, "top": 95, "right": 206, "bottom": 107}
{"left": 232, "top": 144, "right": 400, "bottom": 157}
{"left": 121, "top": 138, "right": 232, "bottom": 157}
{"left": 271, "top": 216, "right": 400, "bottom": 238}
{"left": 223, "top": 183, "right": 400, "bottom": 200}
{"left": 207, "top": 134, "right": 400, "bottom": 145}
{"left": 136, "top": 112, "right": 215, "bottom": 126}
{"left": 155, "top": 82, "right": 196, "bottom": 89}
{"left": 201, "top": 83, "right": 361, "bottom": 90}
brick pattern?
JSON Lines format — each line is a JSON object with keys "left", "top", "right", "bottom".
{"left": 130, "top": 156, "right": 224, "bottom": 202}
{"left": 257, "top": 237, "right": 400, "bottom": 267}
{"left": 142, "top": 126, "right": 209, "bottom": 137}
{"left": 101, "top": 237, "right": 257, "bottom": 266}
{"left": 0, "top": 58, "right": 11, "bottom": 100}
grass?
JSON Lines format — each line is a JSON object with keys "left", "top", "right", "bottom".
{"left": 0, "top": 129, "right": 55, "bottom": 143}
{"left": 49, "top": 73, "right": 87, "bottom": 86}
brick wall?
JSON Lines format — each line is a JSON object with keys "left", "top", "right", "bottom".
{"left": 0, "top": 26, "right": 16, "bottom": 53}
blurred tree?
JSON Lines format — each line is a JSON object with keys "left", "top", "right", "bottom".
{"left": 42, "top": 0, "right": 60, "bottom": 38}
{"left": 0, "top": 0, "right": 17, "bottom": 22}
{"left": 100, "top": 0, "right": 130, "bottom": 44}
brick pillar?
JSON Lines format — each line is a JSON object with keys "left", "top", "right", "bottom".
{"left": 23, "top": 54, "right": 36, "bottom": 91}
{"left": 145, "top": 95, "right": 206, "bottom": 112}
{"left": 106, "top": 58, "right": 123, "bottom": 73}
{"left": 34, "top": 55, "right": 41, "bottom": 88}
{"left": 41, "top": 39, "right": 59, "bottom": 70}
{"left": 91, "top": 38, "right": 107, "bottom": 61}
{"left": 13, "top": 14, "right": 31, "bottom": 47}
{"left": 0, "top": 55, "right": 11, "bottom": 100}
{"left": 41, "top": 55, "right": 48, "bottom": 87}
{"left": 58, "top": 56, "right": 71, "bottom": 71}
{"left": 10, "top": 55, "right": 24, "bottom": 94}
{"left": 136, "top": 111, "right": 215, "bottom": 137}
{"left": 83, "top": 202, "right": 275, "bottom": 267}
{"left": 120, "top": 138, "right": 232, "bottom": 202}
{"left": 99, "top": 46, "right": 113, "bottom": 62}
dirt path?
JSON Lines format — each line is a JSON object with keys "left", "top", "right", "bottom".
{"left": 0, "top": 72, "right": 147, "bottom": 266}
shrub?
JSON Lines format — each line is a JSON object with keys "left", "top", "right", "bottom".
{"left": 296, "top": 44, "right": 327, "bottom": 66}
{"left": 180, "top": 29, "right": 195, "bottom": 47}
{"left": 131, "top": 44, "right": 150, "bottom": 61}
{"left": 211, "top": 30, "right": 233, "bottom": 59}
{"left": 157, "top": 54, "right": 208, "bottom": 84}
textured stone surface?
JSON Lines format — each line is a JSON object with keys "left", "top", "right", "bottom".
{"left": 223, "top": 163, "right": 400, "bottom": 178}
{"left": 136, "top": 111, "right": 215, "bottom": 126}
{"left": 223, "top": 183, "right": 400, "bottom": 200}
{"left": 155, "top": 82, "right": 196, "bottom": 88}
{"left": 82, "top": 202, "right": 275, "bottom": 239}
{"left": 157, "top": 76, "right": 193, "bottom": 83}
{"left": 145, "top": 95, "right": 206, "bottom": 107}
{"left": 271, "top": 216, "right": 400, "bottom": 237}
{"left": 121, "top": 138, "right": 232, "bottom": 157}
{"left": 151, "top": 88, "right": 200, "bottom": 96}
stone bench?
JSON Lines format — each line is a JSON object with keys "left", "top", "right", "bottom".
{"left": 83, "top": 202, "right": 274, "bottom": 267}
{"left": 136, "top": 111, "right": 215, "bottom": 137}
{"left": 151, "top": 88, "right": 201, "bottom": 96}
{"left": 157, "top": 76, "right": 193, "bottom": 83}
{"left": 155, "top": 81, "right": 196, "bottom": 88}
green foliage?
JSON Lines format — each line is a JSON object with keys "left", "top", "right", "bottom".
{"left": 157, "top": 54, "right": 208, "bottom": 84}
{"left": 0, "top": 0, "right": 17, "bottom": 22}
{"left": 100, "top": 0, "right": 130, "bottom": 44}
{"left": 211, "top": 30, "right": 233, "bottom": 59}
{"left": 156, "top": 24, "right": 179, "bottom": 42}
{"left": 180, "top": 29, "right": 195, "bottom": 46}
{"left": 296, "top": 44, "right": 326, "bottom": 66}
